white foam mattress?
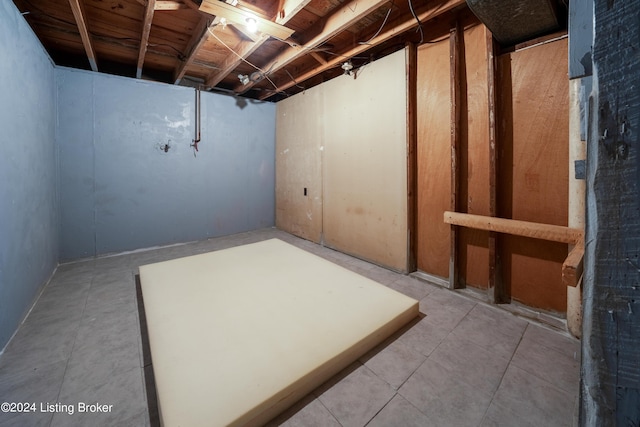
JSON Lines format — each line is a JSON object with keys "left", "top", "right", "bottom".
{"left": 139, "top": 238, "right": 419, "bottom": 427}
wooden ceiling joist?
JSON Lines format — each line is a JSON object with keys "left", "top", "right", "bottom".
{"left": 174, "top": 17, "right": 219, "bottom": 84}
{"left": 202, "top": 0, "right": 309, "bottom": 88}
{"left": 68, "top": 0, "right": 98, "bottom": 71}
{"left": 235, "top": 0, "right": 389, "bottom": 94}
{"left": 259, "top": 0, "right": 466, "bottom": 99}
{"left": 276, "top": 0, "right": 313, "bottom": 23}
{"left": 155, "top": 1, "right": 189, "bottom": 11}
{"left": 137, "top": 0, "right": 156, "bottom": 79}
{"left": 205, "top": 33, "right": 270, "bottom": 87}
{"left": 199, "top": 0, "right": 295, "bottom": 41}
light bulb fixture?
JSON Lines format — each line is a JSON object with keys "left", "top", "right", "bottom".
{"left": 341, "top": 60, "right": 353, "bottom": 75}
{"left": 238, "top": 74, "right": 250, "bottom": 85}
{"left": 245, "top": 16, "right": 258, "bottom": 33}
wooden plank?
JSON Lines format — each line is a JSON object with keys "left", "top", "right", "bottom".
{"left": 449, "top": 20, "right": 462, "bottom": 290}
{"left": 457, "top": 23, "right": 491, "bottom": 292}
{"left": 137, "top": 0, "right": 156, "bottom": 79}
{"left": 199, "top": 0, "right": 294, "bottom": 41}
{"left": 68, "top": 0, "right": 98, "bottom": 71}
{"left": 485, "top": 26, "right": 504, "bottom": 302}
{"left": 174, "top": 17, "right": 217, "bottom": 84}
{"left": 259, "top": 0, "right": 466, "bottom": 99}
{"left": 205, "top": 34, "right": 270, "bottom": 88}
{"left": 154, "top": 1, "right": 188, "bottom": 10}
{"left": 498, "top": 38, "right": 570, "bottom": 312}
{"left": 310, "top": 51, "right": 328, "bottom": 65}
{"left": 562, "top": 240, "right": 584, "bottom": 287}
{"left": 276, "top": 0, "right": 313, "bottom": 24}
{"left": 200, "top": 0, "right": 305, "bottom": 88}
{"left": 406, "top": 42, "right": 418, "bottom": 272}
{"left": 444, "top": 212, "right": 583, "bottom": 244}
{"left": 416, "top": 39, "right": 452, "bottom": 278}
{"left": 237, "top": 0, "right": 389, "bottom": 94}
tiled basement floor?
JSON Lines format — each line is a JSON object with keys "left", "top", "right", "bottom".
{"left": 0, "top": 228, "right": 580, "bottom": 427}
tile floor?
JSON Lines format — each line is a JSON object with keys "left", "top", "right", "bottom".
{"left": 0, "top": 228, "right": 580, "bottom": 427}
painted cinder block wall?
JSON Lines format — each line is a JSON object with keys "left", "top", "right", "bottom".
{"left": 57, "top": 69, "right": 276, "bottom": 260}
{"left": 0, "top": 1, "right": 59, "bottom": 351}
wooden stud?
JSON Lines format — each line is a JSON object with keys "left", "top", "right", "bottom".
{"left": 485, "top": 26, "right": 505, "bottom": 303}
{"left": 406, "top": 42, "right": 418, "bottom": 273}
{"left": 137, "top": 0, "right": 156, "bottom": 79}
{"left": 448, "top": 20, "right": 462, "bottom": 290}
{"left": 68, "top": 0, "right": 98, "bottom": 71}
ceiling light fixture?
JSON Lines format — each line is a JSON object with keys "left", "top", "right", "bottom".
{"left": 245, "top": 16, "right": 258, "bottom": 33}
{"left": 238, "top": 74, "right": 250, "bottom": 85}
{"left": 341, "top": 60, "right": 353, "bottom": 75}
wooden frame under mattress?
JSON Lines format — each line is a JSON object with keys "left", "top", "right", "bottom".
{"left": 139, "top": 238, "right": 419, "bottom": 427}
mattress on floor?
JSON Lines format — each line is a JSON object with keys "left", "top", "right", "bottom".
{"left": 139, "top": 238, "right": 419, "bottom": 427}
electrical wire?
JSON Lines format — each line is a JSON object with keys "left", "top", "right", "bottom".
{"left": 206, "top": 26, "right": 287, "bottom": 96}
{"left": 359, "top": 1, "right": 394, "bottom": 46}
{"left": 407, "top": 0, "right": 424, "bottom": 44}
{"left": 284, "top": 69, "right": 305, "bottom": 90}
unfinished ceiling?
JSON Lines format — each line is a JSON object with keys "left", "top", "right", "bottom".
{"left": 13, "top": 0, "right": 471, "bottom": 101}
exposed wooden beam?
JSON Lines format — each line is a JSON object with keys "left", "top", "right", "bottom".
{"left": 68, "top": 0, "right": 98, "bottom": 71}
{"left": 202, "top": 0, "right": 306, "bottom": 89}
{"left": 137, "top": 0, "right": 156, "bottom": 79}
{"left": 309, "top": 51, "right": 328, "bottom": 65}
{"left": 406, "top": 42, "right": 418, "bottom": 272}
{"left": 238, "top": 0, "right": 389, "bottom": 94}
{"left": 174, "top": 17, "right": 219, "bottom": 84}
{"left": 448, "top": 20, "right": 462, "bottom": 290}
{"left": 485, "top": 26, "right": 505, "bottom": 303}
{"left": 155, "top": 1, "right": 188, "bottom": 10}
{"left": 206, "top": 34, "right": 269, "bottom": 87}
{"left": 276, "top": 0, "right": 313, "bottom": 23}
{"left": 259, "top": 0, "right": 466, "bottom": 99}
{"left": 199, "top": 0, "right": 294, "bottom": 41}
{"left": 443, "top": 212, "right": 584, "bottom": 244}
{"left": 562, "top": 240, "right": 584, "bottom": 287}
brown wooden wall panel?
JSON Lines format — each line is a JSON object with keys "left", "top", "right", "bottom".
{"left": 498, "top": 38, "right": 569, "bottom": 312}
{"left": 416, "top": 39, "right": 452, "bottom": 278}
{"left": 459, "top": 24, "right": 491, "bottom": 289}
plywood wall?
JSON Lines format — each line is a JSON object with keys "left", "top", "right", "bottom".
{"left": 498, "top": 38, "right": 570, "bottom": 312}
{"left": 275, "top": 89, "right": 323, "bottom": 243}
{"left": 459, "top": 25, "right": 491, "bottom": 289}
{"left": 275, "top": 50, "right": 409, "bottom": 272}
{"left": 416, "top": 39, "right": 452, "bottom": 279}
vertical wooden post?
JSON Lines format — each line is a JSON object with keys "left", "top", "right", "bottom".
{"left": 406, "top": 42, "right": 418, "bottom": 273}
{"left": 485, "top": 26, "right": 505, "bottom": 303}
{"left": 449, "top": 20, "right": 462, "bottom": 289}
